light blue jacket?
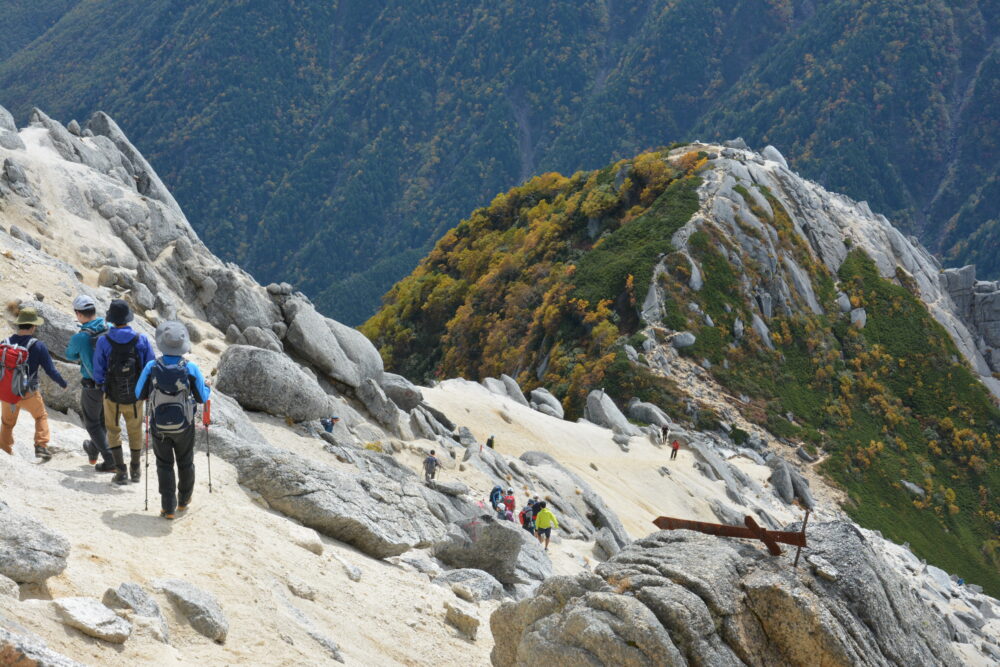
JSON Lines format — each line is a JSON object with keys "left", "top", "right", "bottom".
{"left": 65, "top": 318, "right": 108, "bottom": 380}
{"left": 135, "top": 356, "right": 211, "bottom": 403}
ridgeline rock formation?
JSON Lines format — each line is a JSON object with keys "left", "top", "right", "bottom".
{"left": 491, "top": 522, "right": 959, "bottom": 667}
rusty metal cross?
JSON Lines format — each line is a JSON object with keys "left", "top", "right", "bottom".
{"left": 653, "top": 512, "right": 810, "bottom": 560}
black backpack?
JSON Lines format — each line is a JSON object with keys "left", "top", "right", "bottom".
{"left": 148, "top": 359, "right": 195, "bottom": 435}
{"left": 104, "top": 335, "right": 141, "bottom": 404}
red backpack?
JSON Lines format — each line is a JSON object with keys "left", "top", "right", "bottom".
{"left": 0, "top": 337, "right": 37, "bottom": 404}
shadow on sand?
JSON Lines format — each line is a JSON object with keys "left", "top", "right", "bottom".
{"left": 100, "top": 509, "right": 174, "bottom": 538}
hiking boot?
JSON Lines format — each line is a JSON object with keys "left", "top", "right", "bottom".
{"left": 160, "top": 510, "right": 175, "bottom": 520}
{"left": 178, "top": 495, "right": 191, "bottom": 512}
{"left": 34, "top": 445, "right": 52, "bottom": 462}
{"left": 130, "top": 462, "right": 141, "bottom": 483}
{"left": 112, "top": 468, "right": 129, "bottom": 486}
{"left": 95, "top": 460, "right": 117, "bottom": 473}
{"left": 82, "top": 440, "right": 97, "bottom": 465}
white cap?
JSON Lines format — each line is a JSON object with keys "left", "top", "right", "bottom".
{"left": 72, "top": 295, "right": 96, "bottom": 311}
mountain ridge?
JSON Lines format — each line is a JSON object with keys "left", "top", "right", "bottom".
{"left": 1, "top": 0, "right": 996, "bottom": 323}
{"left": 365, "top": 141, "right": 1000, "bottom": 595}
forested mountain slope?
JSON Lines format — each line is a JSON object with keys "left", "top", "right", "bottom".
{"left": 1, "top": 0, "right": 996, "bottom": 323}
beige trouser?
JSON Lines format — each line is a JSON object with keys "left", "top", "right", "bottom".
{"left": 104, "top": 398, "right": 145, "bottom": 451}
{"left": 0, "top": 392, "right": 50, "bottom": 453}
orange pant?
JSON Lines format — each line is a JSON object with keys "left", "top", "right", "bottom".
{"left": 1, "top": 392, "right": 50, "bottom": 453}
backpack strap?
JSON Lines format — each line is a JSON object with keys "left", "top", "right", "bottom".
{"left": 25, "top": 339, "right": 37, "bottom": 351}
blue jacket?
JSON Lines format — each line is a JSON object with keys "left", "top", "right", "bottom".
{"left": 4, "top": 334, "right": 67, "bottom": 388}
{"left": 65, "top": 318, "right": 108, "bottom": 380}
{"left": 135, "top": 356, "right": 211, "bottom": 403}
{"left": 93, "top": 326, "right": 155, "bottom": 386}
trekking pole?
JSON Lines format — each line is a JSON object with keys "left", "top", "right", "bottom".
{"left": 203, "top": 399, "right": 212, "bottom": 493}
{"left": 143, "top": 415, "right": 150, "bottom": 511}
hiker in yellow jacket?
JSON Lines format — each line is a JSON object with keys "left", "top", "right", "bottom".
{"left": 534, "top": 501, "right": 558, "bottom": 551}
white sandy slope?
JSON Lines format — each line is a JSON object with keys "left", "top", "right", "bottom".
{"left": 422, "top": 379, "right": 806, "bottom": 542}
{"left": 0, "top": 415, "right": 498, "bottom": 667}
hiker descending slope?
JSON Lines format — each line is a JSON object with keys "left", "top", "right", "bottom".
{"left": 0, "top": 307, "right": 68, "bottom": 461}
{"left": 423, "top": 449, "right": 440, "bottom": 483}
{"left": 94, "top": 299, "right": 155, "bottom": 485}
{"left": 534, "top": 501, "right": 559, "bottom": 551}
{"left": 65, "top": 295, "right": 114, "bottom": 472}
{"left": 135, "top": 321, "right": 210, "bottom": 520}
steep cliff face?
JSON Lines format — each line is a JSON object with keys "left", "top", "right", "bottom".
{"left": 654, "top": 142, "right": 1000, "bottom": 398}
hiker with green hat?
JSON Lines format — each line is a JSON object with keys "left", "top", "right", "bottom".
{"left": 94, "top": 299, "right": 155, "bottom": 485}
{"left": 65, "top": 294, "right": 115, "bottom": 472}
{"left": 0, "top": 306, "right": 68, "bottom": 461}
{"left": 135, "top": 320, "right": 211, "bottom": 520}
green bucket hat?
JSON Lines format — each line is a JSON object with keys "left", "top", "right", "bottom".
{"left": 15, "top": 307, "right": 44, "bottom": 327}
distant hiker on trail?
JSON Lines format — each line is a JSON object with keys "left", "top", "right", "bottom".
{"left": 519, "top": 499, "right": 536, "bottom": 535}
{"left": 0, "top": 307, "right": 67, "bottom": 461}
{"left": 423, "top": 449, "right": 440, "bottom": 483}
{"left": 661, "top": 425, "right": 670, "bottom": 445}
{"left": 136, "top": 321, "right": 210, "bottom": 520}
{"left": 671, "top": 439, "right": 680, "bottom": 461}
{"left": 65, "top": 295, "right": 115, "bottom": 472}
{"left": 489, "top": 485, "right": 504, "bottom": 513}
{"left": 320, "top": 416, "right": 340, "bottom": 433}
{"left": 503, "top": 488, "right": 516, "bottom": 516}
{"left": 94, "top": 299, "right": 154, "bottom": 486}
{"left": 534, "top": 501, "right": 559, "bottom": 551}
{"left": 486, "top": 434, "right": 495, "bottom": 449}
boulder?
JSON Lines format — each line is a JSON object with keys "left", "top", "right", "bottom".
{"left": 594, "top": 526, "right": 621, "bottom": 560}
{"left": 768, "top": 459, "right": 794, "bottom": 504}
{"left": 433, "top": 568, "right": 504, "bottom": 602}
{"left": 0, "top": 129, "right": 26, "bottom": 151}
{"left": 900, "top": 480, "right": 925, "bottom": 498}
{"left": 39, "top": 359, "right": 83, "bottom": 414}
{"left": 433, "top": 516, "right": 552, "bottom": 590}
{"left": 672, "top": 331, "right": 696, "bottom": 348}
{"left": 529, "top": 388, "right": 564, "bottom": 419}
{"left": 444, "top": 598, "right": 480, "bottom": 639}
{"left": 239, "top": 325, "right": 283, "bottom": 353}
{"left": 0, "top": 500, "right": 70, "bottom": 583}
{"left": 153, "top": 578, "right": 228, "bottom": 642}
{"left": 54, "top": 597, "right": 131, "bottom": 644}
{"left": 381, "top": 372, "right": 423, "bottom": 411}
{"left": 490, "top": 522, "right": 958, "bottom": 667}
{"left": 103, "top": 582, "right": 169, "bottom": 642}
{"left": 357, "top": 378, "right": 412, "bottom": 438}
{"left": 761, "top": 145, "right": 789, "bottom": 168}
{"left": 482, "top": 377, "right": 508, "bottom": 396}
{"left": 0, "top": 625, "right": 85, "bottom": 666}
{"left": 215, "top": 345, "right": 331, "bottom": 422}
{"left": 626, "top": 397, "right": 672, "bottom": 428}
{"left": 850, "top": 307, "right": 867, "bottom": 328}
{"left": 282, "top": 298, "right": 382, "bottom": 388}
{"left": 0, "top": 105, "right": 16, "bottom": 132}
{"left": 836, "top": 292, "right": 852, "bottom": 313}
{"left": 19, "top": 300, "right": 79, "bottom": 360}
{"left": 500, "top": 374, "right": 530, "bottom": 407}
{"left": 231, "top": 440, "right": 451, "bottom": 558}
{"left": 584, "top": 390, "right": 641, "bottom": 436}
{"left": 533, "top": 403, "right": 563, "bottom": 419}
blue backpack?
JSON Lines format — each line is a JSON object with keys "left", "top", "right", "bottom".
{"left": 489, "top": 486, "right": 503, "bottom": 509}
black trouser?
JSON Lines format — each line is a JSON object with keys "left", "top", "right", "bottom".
{"left": 670, "top": 448, "right": 678, "bottom": 460}
{"left": 152, "top": 427, "right": 196, "bottom": 513}
{"left": 80, "top": 382, "right": 112, "bottom": 464}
